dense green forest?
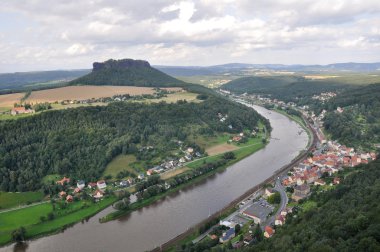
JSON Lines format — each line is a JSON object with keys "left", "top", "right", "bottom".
{"left": 0, "top": 97, "right": 269, "bottom": 192}
{"left": 235, "top": 158, "right": 380, "bottom": 252}
{"left": 323, "top": 84, "right": 380, "bottom": 150}
{"left": 70, "top": 59, "right": 186, "bottom": 87}
{"left": 221, "top": 76, "right": 350, "bottom": 103}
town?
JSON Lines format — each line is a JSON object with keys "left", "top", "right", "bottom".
{"left": 185, "top": 91, "right": 377, "bottom": 249}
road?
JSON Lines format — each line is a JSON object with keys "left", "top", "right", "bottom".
{"left": 262, "top": 178, "right": 288, "bottom": 228}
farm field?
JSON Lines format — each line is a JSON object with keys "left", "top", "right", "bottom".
{"left": 206, "top": 144, "right": 238, "bottom": 156}
{"left": 0, "top": 191, "right": 45, "bottom": 210}
{"left": 135, "top": 91, "right": 200, "bottom": 103}
{"left": 26, "top": 85, "right": 156, "bottom": 103}
{"left": 0, "top": 93, "right": 24, "bottom": 107}
{"left": 0, "top": 86, "right": 185, "bottom": 108}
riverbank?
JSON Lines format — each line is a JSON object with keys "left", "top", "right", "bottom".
{"left": 155, "top": 102, "right": 316, "bottom": 252}
{"left": 0, "top": 196, "right": 116, "bottom": 246}
{"left": 100, "top": 137, "right": 269, "bottom": 222}
{"left": 0, "top": 124, "right": 269, "bottom": 247}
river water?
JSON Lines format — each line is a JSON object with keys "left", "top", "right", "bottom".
{"left": 2, "top": 104, "right": 308, "bottom": 252}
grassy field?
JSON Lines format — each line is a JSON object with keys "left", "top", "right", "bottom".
{"left": 0, "top": 203, "right": 52, "bottom": 233}
{"left": 0, "top": 196, "right": 116, "bottom": 245}
{"left": 135, "top": 91, "right": 200, "bottom": 104}
{"left": 0, "top": 191, "right": 45, "bottom": 210}
{"left": 103, "top": 154, "right": 140, "bottom": 177}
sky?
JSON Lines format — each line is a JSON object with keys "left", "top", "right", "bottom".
{"left": 0, "top": 0, "right": 380, "bottom": 72}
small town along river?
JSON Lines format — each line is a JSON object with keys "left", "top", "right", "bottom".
{"left": 1, "top": 104, "right": 308, "bottom": 252}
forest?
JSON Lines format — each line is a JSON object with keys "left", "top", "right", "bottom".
{"left": 323, "top": 84, "right": 380, "bottom": 150}
{"left": 0, "top": 96, "right": 269, "bottom": 192}
{"left": 239, "top": 158, "right": 380, "bottom": 252}
{"left": 221, "top": 76, "right": 351, "bottom": 103}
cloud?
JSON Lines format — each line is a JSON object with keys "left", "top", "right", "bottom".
{"left": 0, "top": 0, "right": 379, "bottom": 72}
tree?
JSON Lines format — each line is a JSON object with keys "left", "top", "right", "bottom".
{"left": 11, "top": 227, "right": 26, "bottom": 242}
{"left": 267, "top": 192, "right": 281, "bottom": 204}
{"left": 235, "top": 224, "right": 241, "bottom": 235}
{"left": 223, "top": 152, "right": 236, "bottom": 160}
{"left": 254, "top": 224, "right": 263, "bottom": 242}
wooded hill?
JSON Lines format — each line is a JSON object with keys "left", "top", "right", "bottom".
{"left": 69, "top": 59, "right": 186, "bottom": 87}
{"left": 323, "top": 84, "right": 380, "bottom": 150}
{"left": 221, "top": 76, "right": 350, "bottom": 102}
{"left": 239, "top": 158, "right": 380, "bottom": 252}
{"left": 0, "top": 97, "right": 269, "bottom": 192}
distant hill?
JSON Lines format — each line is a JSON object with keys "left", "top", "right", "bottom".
{"left": 156, "top": 62, "right": 380, "bottom": 77}
{"left": 0, "top": 70, "right": 90, "bottom": 92}
{"left": 220, "top": 75, "right": 350, "bottom": 103}
{"left": 70, "top": 59, "right": 186, "bottom": 87}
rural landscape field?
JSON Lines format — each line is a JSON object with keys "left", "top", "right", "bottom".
{"left": 1, "top": 1, "right": 380, "bottom": 252}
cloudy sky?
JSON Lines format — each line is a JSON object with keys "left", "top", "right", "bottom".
{"left": 0, "top": 0, "right": 380, "bottom": 72}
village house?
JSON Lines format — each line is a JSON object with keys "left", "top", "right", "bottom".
{"left": 66, "top": 195, "right": 73, "bottom": 203}
{"left": 56, "top": 177, "right": 70, "bottom": 186}
{"left": 74, "top": 187, "right": 81, "bottom": 194}
{"left": 264, "top": 226, "right": 275, "bottom": 238}
{"left": 333, "top": 177, "right": 341, "bottom": 185}
{"left": 264, "top": 188, "right": 275, "bottom": 198}
{"left": 10, "top": 107, "right": 34, "bottom": 116}
{"left": 97, "top": 180, "right": 107, "bottom": 190}
{"left": 275, "top": 215, "right": 285, "bottom": 226}
{"left": 59, "top": 191, "right": 67, "bottom": 198}
{"left": 77, "top": 180, "right": 85, "bottom": 190}
{"left": 243, "top": 234, "right": 253, "bottom": 245}
{"left": 88, "top": 182, "right": 97, "bottom": 189}
{"left": 232, "top": 136, "right": 242, "bottom": 142}
{"left": 314, "top": 179, "right": 326, "bottom": 186}
{"left": 93, "top": 190, "right": 104, "bottom": 200}
{"left": 219, "top": 228, "right": 235, "bottom": 243}
{"left": 120, "top": 180, "right": 129, "bottom": 187}
{"left": 292, "top": 184, "right": 310, "bottom": 202}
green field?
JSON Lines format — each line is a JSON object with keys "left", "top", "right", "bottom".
{"left": 103, "top": 154, "right": 140, "bottom": 177}
{"left": 0, "top": 191, "right": 45, "bottom": 209}
{"left": 0, "top": 196, "right": 116, "bottom": 245}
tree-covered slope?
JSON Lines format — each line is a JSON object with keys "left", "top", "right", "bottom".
{"left": 0, "top": 97, "right": 269, "bottom": 192}
{"left": 69, "top": 59, "right": 186, "bottom": 87}
{"left": 245, "top": 158, "right": 380, "bottom": 252}
{"left": 221, "top": 76, "right": 349, "bottom": 102}
{"left": 323, "top": 83, "right": 380, "bottom": 150}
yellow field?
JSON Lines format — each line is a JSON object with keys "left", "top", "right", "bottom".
{"left": 25, "top": 86, "right": 160, "bottom": 103}
{"left": 137, "top": 92, "right": 200, "bottom": 104}
{"left": 205, "top": 144, "right": 239, "bottom": 156}
{"left": 0, "top": 93, "right": 24, "bottom": 108}
{"left": 0, "top": 86, "right": 186, "bottom": 109}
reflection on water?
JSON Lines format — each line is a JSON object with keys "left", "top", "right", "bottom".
{"left": 1, "top": 105, "right": 308, "bottom": 252}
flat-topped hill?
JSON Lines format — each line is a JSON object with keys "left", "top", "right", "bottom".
{"left": 70, "top": 58, "right": 186, "bottom": 87}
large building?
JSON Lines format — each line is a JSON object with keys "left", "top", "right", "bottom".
{"left": 242, "top": 200, "right": 273, "bottom": 224}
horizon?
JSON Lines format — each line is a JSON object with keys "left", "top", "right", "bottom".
{"left": 1, "top": 60, "right": 380, "bottom": 74}
{"left": 1, "top": 0, "right": 380, "bottom": 72}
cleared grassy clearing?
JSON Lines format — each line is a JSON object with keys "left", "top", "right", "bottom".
{"left": 0, "top": 191, "right": 44, "bottom": 210}
{"left": 103, "top": 154, "right": 139, "bottom": 177}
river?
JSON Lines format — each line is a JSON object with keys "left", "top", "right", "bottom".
{"left": 2, "top": 104, "right": 308, "bottom": 252}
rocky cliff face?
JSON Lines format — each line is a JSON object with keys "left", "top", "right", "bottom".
{"left": 93, "top": 59, "right": 151, "bottom": 72}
